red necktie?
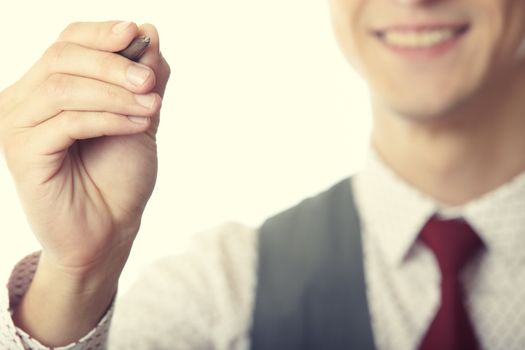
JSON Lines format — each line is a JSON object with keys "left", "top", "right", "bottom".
{"left": 418, "top": 215, "right": 484, "bottom": 350}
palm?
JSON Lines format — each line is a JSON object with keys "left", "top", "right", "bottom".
{"left": 79, "top": 131, "right": 157, "bottom": 221}
{"left": 25, "top": 128, "right": 158, "bottom": 269}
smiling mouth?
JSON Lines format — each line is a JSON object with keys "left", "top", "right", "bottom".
{"left": 373, "top": 25, "right": 470, "bottom": 49}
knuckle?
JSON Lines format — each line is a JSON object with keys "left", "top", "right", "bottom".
{"left": 103, "top": 84, "right": 121, "bottom": 102}
{"left": 58, "top": 22, "right": 81, "bottom": 41}
{"left": 43, "top": 41, "right": 73, "bottom": 70}
{"left": 97, "top": 53, "right": 120, "bottom": 78}
{"left": 43, "top": 73, "right": 71, "bottom": 100}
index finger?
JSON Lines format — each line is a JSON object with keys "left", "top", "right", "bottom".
{"left": 57, "top": 20, "right": 140, "bottom": 52}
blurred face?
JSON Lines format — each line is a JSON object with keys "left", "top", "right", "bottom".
{"left": 327, "top": 0, "right": 525, "bottom": 120}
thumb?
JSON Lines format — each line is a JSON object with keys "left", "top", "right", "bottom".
{"left": 137, "top": 23, "right": 171, "bottom": 97}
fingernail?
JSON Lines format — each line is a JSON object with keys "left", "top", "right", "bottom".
{"left": 127, "top": 64, "right": 150, "bottom": 86}
{"left": 135, "top": 94, "right": 155, "bottom": 108}
{"left": 113, "top": 21, "right": 132, "bottom": 34}
{"left": 128, "top": 116, "right": 149, "bottom": 124}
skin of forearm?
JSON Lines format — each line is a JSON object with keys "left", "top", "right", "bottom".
{"left": 12, "top": 250, "right": 128, "bottom": 346}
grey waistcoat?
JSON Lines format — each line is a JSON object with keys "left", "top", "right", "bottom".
{"left": 250, "top": 178, "right": 376, "bottom": 349}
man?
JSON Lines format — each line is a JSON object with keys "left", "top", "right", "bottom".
{"left": 1, "top": 0, "right": 525, "bottom": 349}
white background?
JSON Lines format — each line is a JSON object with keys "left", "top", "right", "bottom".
{"left": 0, "top": 0, "right": 372, "bottom": 292}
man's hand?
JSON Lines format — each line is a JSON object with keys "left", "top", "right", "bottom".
{"left": 0, "top": 21, "right": 170, "bottom": 345}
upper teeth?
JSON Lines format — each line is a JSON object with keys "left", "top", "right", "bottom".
{"left": 383, "top": 29, "right": 455, "bottom": 48}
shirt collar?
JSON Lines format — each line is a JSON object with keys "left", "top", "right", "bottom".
{"left": 353, "top": 147, "right": 436, "bottom": 266}
{"left": 352, "top": 146, "right": 525, "bottom": 266}
{"left": 462, "top": 171, "right": 525, "bottom": 263}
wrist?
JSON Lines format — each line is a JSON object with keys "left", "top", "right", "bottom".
{"left": 36, "top": 222, "right": 138, "bottom": 292}
{"left": 37, "top": 252, "right": 121, "bottom": 297}
{"left": 12, "top": 251, "right": 120, "bottom": 346}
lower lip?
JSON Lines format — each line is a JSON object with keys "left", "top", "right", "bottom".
{"left": 377, "top": 30, "right": 468, "bottom": 61}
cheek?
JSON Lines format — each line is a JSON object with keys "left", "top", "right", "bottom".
{"left": 328, "top": 0, "right": 367, "bottom": 73}
{"left": 481, "top": 0, "right": 525, "bottom": 67}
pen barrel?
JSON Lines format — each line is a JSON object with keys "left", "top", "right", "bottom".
{"left": 118, "top": 36, "right": 151, "bottom": 61}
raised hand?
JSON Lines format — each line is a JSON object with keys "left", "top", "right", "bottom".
{"left": 0, "top": 21, "right": 170, "bottom": 345}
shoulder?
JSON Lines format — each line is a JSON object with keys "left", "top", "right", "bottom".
{"left": 126, "top": 221, "right": 258, "bottom": 301}
{"left": 111, "top": 222, "right": 258, "bottom": 348}
{"left": 149, "top": 221, "right": 258, "bottom": 285}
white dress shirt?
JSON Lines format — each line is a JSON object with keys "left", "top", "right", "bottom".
{"left": 2, "top": 147, "right": 525, "bottom": 349}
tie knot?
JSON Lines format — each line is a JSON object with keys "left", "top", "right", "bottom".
{"left": 419, "top": 215, "right": 484, "bottom": 277}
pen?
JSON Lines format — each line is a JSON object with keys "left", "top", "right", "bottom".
{"left": 118, "top": 36, "right": 151, "bottom": 61}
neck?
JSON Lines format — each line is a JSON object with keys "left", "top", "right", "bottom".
{"left": 372, "top": 65, "right": 525, "bottom": 206}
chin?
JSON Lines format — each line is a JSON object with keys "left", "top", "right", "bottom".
{"left": 377, "top": 93, "right": 471, "bottom": 124}
{"left": 375, "top": 77, "right": 486, "bottom": 122}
